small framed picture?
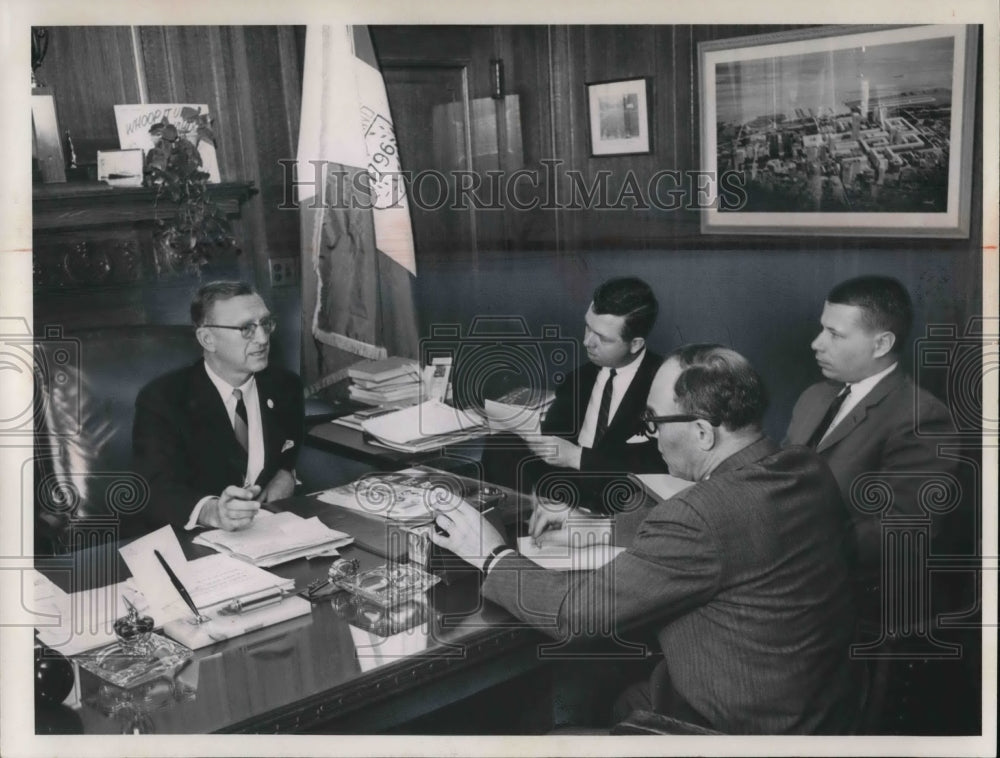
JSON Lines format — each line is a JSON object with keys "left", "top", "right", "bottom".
{"left": 586, "top": 77, "right": 652, "bottom": 157}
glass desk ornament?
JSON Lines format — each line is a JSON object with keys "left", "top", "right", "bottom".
{"left": 76, "top": 597, "right": 192, "bottom": 689}
{"left": 83, "top": 665, "right": 197, "bottom": 727}
{"left": 332, "top": 593, "right": 434, "bottom": 637}
{"left": 328, "top": 558, "right": 441, "bottom": 609}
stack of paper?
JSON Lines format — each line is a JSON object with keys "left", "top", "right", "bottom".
{"left": 331, "top": 406, "right": 397, "bottom": 432}
{"left": 117, "top": 527, "right": 312, "bottom": 650}
{"left": 360, "top": 400, "right": 485, "bottom": 453}
{"left": 347, "top": 357, "right": 422, "bottom": 406}
{"left": 193, "top": 509, "right": 354, "bottom": 567}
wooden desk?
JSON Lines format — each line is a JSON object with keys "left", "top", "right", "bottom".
{"left": 34, "top": 491, "right": 543, "bottom": 735}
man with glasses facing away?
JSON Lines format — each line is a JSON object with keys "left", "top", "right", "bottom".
{"left": 432, "top": 345, "right": 861, "bottom": 733}
{"left": 133, "top": 281, "right": 304, "bottom": 532}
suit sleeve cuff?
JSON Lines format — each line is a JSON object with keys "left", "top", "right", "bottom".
{"left": 483, "top": 548, "right": 516, "bottom": 576}
{"left": 185, "top": 496, "right": 216, "bottom": 530}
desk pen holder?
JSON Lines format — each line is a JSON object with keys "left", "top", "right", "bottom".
{"left": 76, "top": 605, "right": 192, "bottom": 689}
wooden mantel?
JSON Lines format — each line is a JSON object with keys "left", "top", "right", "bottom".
{"left": 33, "top": 181, "right": 257, "bottom": 231}
{"left": 33, "top": 181, "right": 258, "bottom": 329}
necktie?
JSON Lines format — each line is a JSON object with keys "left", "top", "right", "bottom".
{"left": 232, "top": 388, "right": 249, "bottom": 453}
{"left": 593, "top": 368, "right": 616, "bottom": 447}
{"left": 806, "top": 385, "right": 851, "bottom": 448}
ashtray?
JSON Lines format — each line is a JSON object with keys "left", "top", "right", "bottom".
{"left": 76, "top": 634, "right": 192, "bottom": 689}
{"left": 330, "top": 561, "right": 441, "bottom": 609}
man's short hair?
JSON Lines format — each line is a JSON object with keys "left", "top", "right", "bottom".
{"left": 827, "top": 275, "right": 913, "bottom": 353}
{"left": 668, "top": 344, "right": 768, "bottom": 432}
{"left": 190, "top": 281, "right": 255, "bottom": 326}
{"left": 592, "top": 277, "right": 658, "bottom": 342}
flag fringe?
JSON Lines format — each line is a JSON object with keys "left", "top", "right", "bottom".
{"left": 312, "top": 328, "right": 388, "bottom": 361}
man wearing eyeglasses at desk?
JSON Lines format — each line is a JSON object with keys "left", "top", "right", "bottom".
{"left": 133, "top": 281, "right": 304, "bottom": 532}
{"left": 433, "top": 345, "right": 860, "bottom": 733}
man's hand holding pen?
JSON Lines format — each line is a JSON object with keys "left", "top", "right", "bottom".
{"left": 200, "top": 483, "right": 261, "bottom": 531}
{"left": 527, "top": 496, "right": 575, "bottom": 547}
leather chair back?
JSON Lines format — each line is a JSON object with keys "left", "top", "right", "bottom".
{"left": 34, "top": 325, "right": 202, "bottom": 550}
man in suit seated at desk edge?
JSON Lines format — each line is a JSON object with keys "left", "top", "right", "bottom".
{"left": 434, "top": 344, "right": 861, "bottom": 734}
{"left": 783, "top": 275, "right": 961, "bottom": 601}
{"left": 483, "top": 276, "right": 669, "bottom": 512}
{"left": 132, "top": 281, "right": 304, "bottom": 533}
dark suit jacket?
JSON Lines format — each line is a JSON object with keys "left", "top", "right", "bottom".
{"left": 784, "top": 370, "right": 958, "bottom": 577}
{"left": 483, "top": 350, "right": 668, "bottom": 511}
{"left": 542, "top": 349, "right": 667, "bottom": 474}
{"left": 132, "top": 360, "right": 305, "bottom": 531}
{"left": 484, "top": 438, "right": 861, "bottom": 734}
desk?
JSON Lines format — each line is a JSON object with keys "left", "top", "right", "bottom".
{"left": 34, "top": 486, "right": 546, "bottom": 735}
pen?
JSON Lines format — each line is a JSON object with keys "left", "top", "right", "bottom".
{"left": 220, "top": 588, "right": 288, "bottom": 615}
{"left": 154, "top": 549, "right": 208, "bottom": 624}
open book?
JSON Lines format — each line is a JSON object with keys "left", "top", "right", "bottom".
{"left": 192, "top": 509, "right": 353, "bottom": 567}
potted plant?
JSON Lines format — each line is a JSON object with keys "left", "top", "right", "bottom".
{"left": 144, "top": 107, "right": 237, "bottom": 272}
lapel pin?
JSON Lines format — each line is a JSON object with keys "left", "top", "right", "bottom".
{"left": 267, "top": 398, "right": 274, "bottom": 409}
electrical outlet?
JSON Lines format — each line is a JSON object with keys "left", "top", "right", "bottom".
{"left": 269, "top": 257, "right": 299, "bottom": 288}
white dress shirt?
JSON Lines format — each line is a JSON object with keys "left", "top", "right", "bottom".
{"left": 820, "top": 362, "right": 898, "bottom": 444}
{"left": 577, "top": 349, "right": 645, "bottom": 449}
{"left": 184, "top": 363, "right": 265, "bottom": 529}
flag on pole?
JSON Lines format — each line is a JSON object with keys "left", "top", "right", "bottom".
{"left": 297, "top": 25, "right": 420, "bottom": 393}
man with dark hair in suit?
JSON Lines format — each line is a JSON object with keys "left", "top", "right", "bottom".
{"left": 783, "top": 275, "right": 958, "bottom": 586}
{"left": 434, "top": 345, "right": 860, "bottom": 734}
{"left": 484, "top": 276, "right": 668, "bottom": 511}
{"left": 783, "top": 276, "right": 971, "bottom": 734}
{"left": 133, "top": 281, "right": 304, "bottom": 532}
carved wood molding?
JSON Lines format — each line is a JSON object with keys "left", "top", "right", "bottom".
{"left": 32, "top": 181, "right": 256, "bottom": 231}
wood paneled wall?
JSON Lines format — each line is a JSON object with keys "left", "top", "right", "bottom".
{"left": 38, "top": 26, "right": 303, "bottom": 293}
{"left": 372, "top": 24, "right": 980, "bottom": 264}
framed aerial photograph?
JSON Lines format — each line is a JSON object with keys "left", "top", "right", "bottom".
{"left": 699, "top": 25, "right": 978, "bottom": 237}
{"left": 586, "top": 77, "right": 652, "bottom": 156}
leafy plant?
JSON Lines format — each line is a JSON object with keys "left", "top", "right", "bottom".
{"left": 144, "top": 107, "right": 236, "bottom": 270}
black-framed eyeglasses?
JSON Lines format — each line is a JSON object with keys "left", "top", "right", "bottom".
{"left": 641, "top": 408, "right": 718, "bottom": 436}
{"left": 202, "top": 317, "right": 277, "bottom": 340}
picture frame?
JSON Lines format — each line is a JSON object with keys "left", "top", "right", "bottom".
{"left": 698, "top": 25, "right": 978, "bottom": 238}
{"left": 586, "top": 77, "right": 652, "bottom": 156}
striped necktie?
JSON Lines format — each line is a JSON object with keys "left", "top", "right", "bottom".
{"left": 806, "top": 385, "right": 850, "bottom": 448}
{"left": 232, "top": 388, "right": 249, "bottom": 452}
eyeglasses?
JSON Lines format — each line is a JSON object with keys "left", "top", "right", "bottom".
{"left": 202, "top": 317, "right": 277, "bottom": 340}
{"left": 640, "top": 409, "right": 719, "bottom": 436}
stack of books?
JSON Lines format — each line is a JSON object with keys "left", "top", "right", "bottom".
{"left": 347, "top": 357, "right": 422, "bottom": 406}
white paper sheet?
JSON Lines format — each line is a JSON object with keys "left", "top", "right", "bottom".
{"left": 516, "top": 536, "right": 624, "bottom": 571}
{"left": 634, "top": 473, "right": 694, "bottom": 501}
{"left": 33, "top": 572, "right": 148, "bottom": 656}
{"left": 483, "top": 399, "right": 542, "bottom": 434}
